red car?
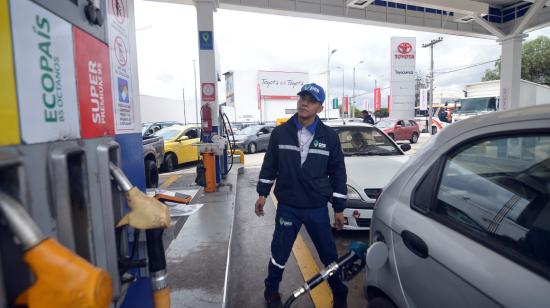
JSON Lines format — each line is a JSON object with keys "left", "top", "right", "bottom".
{"left": 376, "top": 119, "right": 420, "bottom": 143}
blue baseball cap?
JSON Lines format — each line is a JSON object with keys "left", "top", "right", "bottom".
{"left": 297, "top": 83, "right": 325, "bottom": 104}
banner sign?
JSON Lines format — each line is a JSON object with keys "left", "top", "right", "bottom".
{"left": 107, "top": 0, "right": 139, "bottom": 134}
{"left": 419, "top": 88, "right": 428, "bottom": 111}
{"left": 0, "top": 0, "right": 20, "bottom": 146}
{"left": 10, "top": 0, "right": 80, "bottom": 144}
{"left": 258, "top": 71, "right": 308, "bottom": 99}
{"left": 390, "top": 37, "right": 416, "bottom": 119}
{"left": 74, "top": 27, "right": 115, "bottom": 138}
{"left": 374, "top": 87, "right": 381, "bottom": 111}
{"left": 343, "top": 96, "right": 349, "bottom": 113}
{"left": 225, "top": 71, "right": 234, "bottom": 107}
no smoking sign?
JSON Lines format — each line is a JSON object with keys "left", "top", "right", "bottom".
{"left": 201, "top": 83, "right": 215, "bottom": 101}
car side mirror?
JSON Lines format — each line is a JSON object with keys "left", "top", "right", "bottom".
{"left": 401, "top": 144, "right": 411, "bottom": 152}
{"left": 257, "top": 132, "right": 264, "bottom": 136}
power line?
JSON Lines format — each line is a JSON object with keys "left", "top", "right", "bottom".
{"left": 435, "top": 59, "right": 499, "bottom": 76}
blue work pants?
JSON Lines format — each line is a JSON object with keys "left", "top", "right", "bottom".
{"left": 265, "top": 203, "right": 348, "bottom": 299}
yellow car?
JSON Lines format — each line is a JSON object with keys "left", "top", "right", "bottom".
{"left": 154, "top": 125, "right": 201, "bottom": 171}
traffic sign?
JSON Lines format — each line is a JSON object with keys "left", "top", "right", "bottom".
{"left": 199, "top": 31, "right": 213, "bottom": 50}
{"left": 201, "top": 83, "right": 216, "bottom": 101}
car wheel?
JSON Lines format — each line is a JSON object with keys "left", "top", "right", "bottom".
{"left": 248, "top": 142, "right": 257, "bottom": 154}
{"left": 145, "top": 159, "right": 159, "bottom": 188}
{"left": 410, "top": 133, "right": 419, "bottom": 144}
{"left": 368, "top": 296, "right": 397, "bottom": 308}
{"left": 432, "top": 126, "right": 438, "bottom": 135}
{"left": 388, "top": 133, "right": 395, "bottom": 140}
{"left": 163, "top": 153, "right": 177, "bottom": 172}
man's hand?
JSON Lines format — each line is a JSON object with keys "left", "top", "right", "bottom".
{"left": 334, "top": 212, "right": 345, "bottom": 230}
{"left": 255, "top": 196, "right": 266, "bottom": 217}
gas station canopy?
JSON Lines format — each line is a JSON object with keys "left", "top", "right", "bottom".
{"left": 159, "top": 0, "right": 550, "bottom": 39}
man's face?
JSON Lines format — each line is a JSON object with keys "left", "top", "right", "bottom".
{"left": 297, "top": 94, "right": 323, "bottom": 119}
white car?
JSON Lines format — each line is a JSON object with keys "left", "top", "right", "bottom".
{"left": 325, "top": 120, "right": 411, "bottom": 230}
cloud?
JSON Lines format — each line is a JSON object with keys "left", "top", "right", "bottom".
{"left": 135, "top": 0, "right": 550, "bottom": 113}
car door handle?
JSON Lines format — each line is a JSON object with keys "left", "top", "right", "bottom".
{"left": 401, "top": 230, "right": 429, "bottom": 259}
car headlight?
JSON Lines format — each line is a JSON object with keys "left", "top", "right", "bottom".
{"left": 347, "top": 185, "right": 363, "bottom": 201}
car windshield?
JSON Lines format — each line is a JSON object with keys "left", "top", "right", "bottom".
{"left": 457, "top": 97, "right": 497, "bottom": 113}
{"left": 375, "top": 120, "right": 394, "bottom": 128}
{"left": 154, "top": 127, "right": 182, "bottom": 140}
{"left": 333, "top": 126, "right": 401, "bottom": 156}
{"left": 236, "top": 126, "right": 261, "bottom": 135}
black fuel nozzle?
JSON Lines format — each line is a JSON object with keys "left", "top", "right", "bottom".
{"left": 283, "top": 241, "right": 368, "bottom": 308}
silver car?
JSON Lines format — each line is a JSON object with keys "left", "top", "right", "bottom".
{"left": 365, "top": 104, "right": 550, "bottom": 308}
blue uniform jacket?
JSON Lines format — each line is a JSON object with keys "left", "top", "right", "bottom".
{"left": 256, "top": 114, "right": 348, "bottom": 213}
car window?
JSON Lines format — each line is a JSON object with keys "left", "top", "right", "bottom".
{"left": 185, "top": 129, "right": 198, "bottom": 139}
{"left": 397, "top": 120, "right": 405, "bottom": 127}
{"left": 154, "top": 127, "right": 182, "bottom": 140}
{"left": 260, "top": 127, "right": 270, "bottom": 134}
{"left": 404, "top": 121, "right": 411, "bottom": 127}
{"left": 333, "top": 126, "right": 401, "bottom": 156}
{"left": 237, "top": 126, "right": 261, "bottom": 135}
{"left": 434, "top": 134, "right": 550, "bottom": 277}
{"left": 409, "top": 121, "right": 417, "bottom": 126}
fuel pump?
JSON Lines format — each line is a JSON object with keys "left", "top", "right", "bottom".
{"left": 109, "top": 163, "right": 171, "bottom": 308}
{"left": 0, "top": 192, "right": 112, "bottom": 308}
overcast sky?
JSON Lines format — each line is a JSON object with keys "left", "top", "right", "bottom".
{"left": 135, "top": 0, "right": 550, "bottom": 107}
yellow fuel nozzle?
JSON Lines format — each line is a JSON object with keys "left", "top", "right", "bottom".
{"left": 109, "top": 163, "right": 170, "bottom": 229}
{"left": 0, "top": 192, "right": 112, "bottom": 308}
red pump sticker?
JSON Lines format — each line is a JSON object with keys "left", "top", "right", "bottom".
{"left": 73, "top": 27, "right": 115, "bottom": 138}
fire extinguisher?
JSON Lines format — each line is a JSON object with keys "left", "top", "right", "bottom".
{"left": 201, "top": 103, "right": 212, "bottom": 134}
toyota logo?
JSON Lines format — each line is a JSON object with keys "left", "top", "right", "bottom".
{"left": 398, "top": 42, "right": 413, "bottom": 54}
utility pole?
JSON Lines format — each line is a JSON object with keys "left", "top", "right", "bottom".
{"left": 182, "top": 88, "right": 187, "bottom": 125}
{"left": 337, "top": 66, "right": 345, "bottom": 118}
{"left": 326, "top": 46, "right": 337, "bottom": 119}
{"left": 352, "top": 60, "right": 364, "bottom": 118}
{"left": 422, "top": 37, "right": 443, "bottom": 135}
{"left": 193, "top": 59, "right": 199, "bottom": 124}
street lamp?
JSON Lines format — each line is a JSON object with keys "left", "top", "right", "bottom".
{"left": 192, "top": 59, "right": 199, "bottom": 124}
{"left": 336, "top": 66, "right": 345, "bottom": 118}
{"left": 352, "top": 60, "right": 365, "bottom": 118}
{"left": 326, "top": 47, "right": 337, "bottom": 119}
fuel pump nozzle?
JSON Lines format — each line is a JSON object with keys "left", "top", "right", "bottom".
{"left": 283, "top": 241, "right": 368, "bottom": 308}
{"left": 109, "top": 162, "right": 170, "bottom": 229}
{"left": 0, "top": 192, "right": 112, "bottom": 308}
{"left": 108, "top": 163, "right": 171, "bottom": 308}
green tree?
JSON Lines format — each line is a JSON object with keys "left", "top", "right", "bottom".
{"left": 481, "top": 64, "right": 500, "bottom": 81}
{"left": 374, "top": 108, "right": 389, "bottom": 118}
{"left": 481, "top": 36, "right": 550, "bottom": 86}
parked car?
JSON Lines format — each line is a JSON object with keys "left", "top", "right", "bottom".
{"left": 376, "top": 119, "right": 420, "bottom": 143}
{"left": 365, "top": 104, "right": 550, "bottom": 308}
{"left": 142, "top": 121, "right": 183, "bottom": 137}
{"left": 232, "top": 125, "right": 274, "bottom": 154}
{"left": 324, "top": 121, "right": 411, "bottom": 230}
{"left": 142, "top": 135, "right": 164, "bottom": 188}
{"left": 153, "top": 125, "right": 201, "bottom": 172}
